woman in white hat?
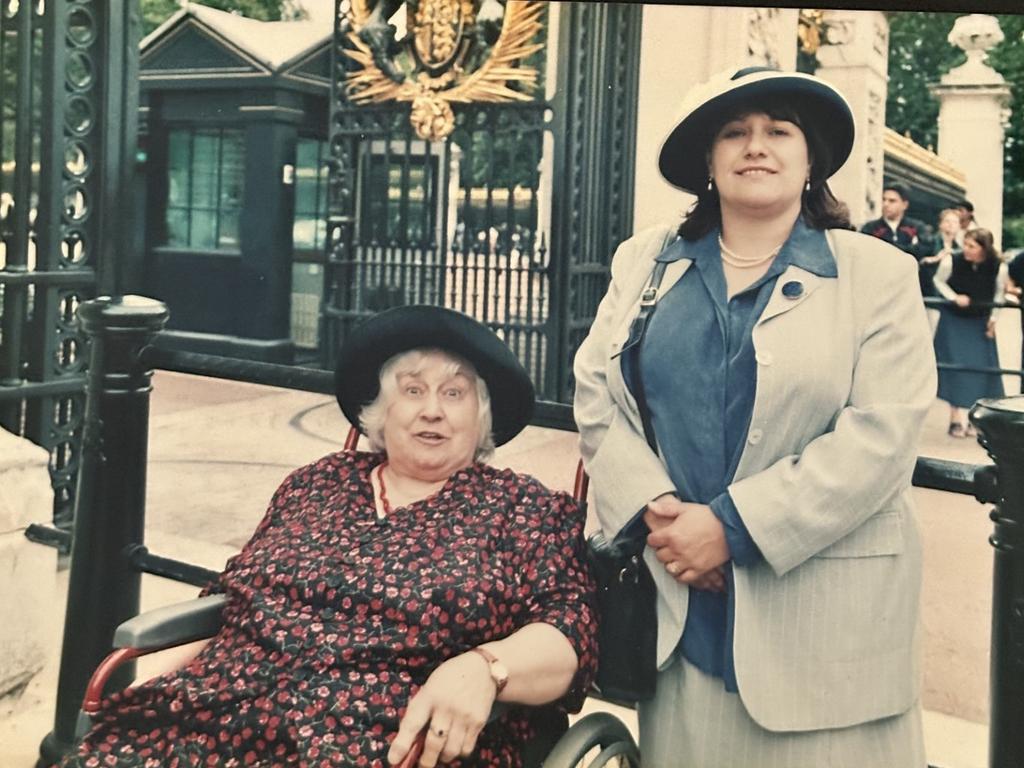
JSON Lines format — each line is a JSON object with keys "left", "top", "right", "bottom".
{"left": 574, "top": 67, "right": 935, "bottom": 766}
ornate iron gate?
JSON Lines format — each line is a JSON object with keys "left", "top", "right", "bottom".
{"left": 323, "top": 1, "right": 558, "bottom": 396}
{"left": 324, "top": 100, "right": 554, "bottom": 393}
{"left": 323, "top": 0, "right": 641, "bottom": 403}
{"left": 0, "top": 0, "right": 139, "bottom": 530}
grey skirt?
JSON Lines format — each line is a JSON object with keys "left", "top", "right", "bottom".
{"left": 637, "top": 655, "right": 926, "bottom": 768}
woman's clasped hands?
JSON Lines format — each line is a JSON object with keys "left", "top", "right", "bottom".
{"left": 388, "top": 650, "right": 497, "bottom": 767}
{"left": 644, "top": 493, "right": 730, "bottom": 593}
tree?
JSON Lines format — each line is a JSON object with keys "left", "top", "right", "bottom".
{"left": 141, "top": 0, "right": 283, "bottom": 36}
{"left": 885, "top": 13, "right": 962, "bottom": 153}
{"left": 886, "top": 12, "right": 1024, "bottom": 247}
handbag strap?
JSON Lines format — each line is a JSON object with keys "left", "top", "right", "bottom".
{"left": 623, "top": 233, "right": 676, "bottom": 451}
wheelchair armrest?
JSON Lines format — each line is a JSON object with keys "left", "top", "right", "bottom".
{"left": 81, "top": 595, "right": 227, "bottom": 719}
{"left": 112, "top": 594, "right": 227, "bottom": 650}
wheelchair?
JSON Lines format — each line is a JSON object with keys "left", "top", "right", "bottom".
{"left": 75, "top": 427, "right": 640, "bottom": 768}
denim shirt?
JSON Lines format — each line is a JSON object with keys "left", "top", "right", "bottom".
{"left": 624, "top": 219, "right": 837, "bottom": 689}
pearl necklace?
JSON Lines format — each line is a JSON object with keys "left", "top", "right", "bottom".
{"left": 718, "top": 235, "right": 782, "bottom": 268}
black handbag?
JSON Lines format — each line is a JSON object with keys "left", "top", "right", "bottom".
{"left": 587, "top": 528, "right": 657, "bottom": 704}
{"left": 587, "top": 247, "right": 672, "bottom": 705}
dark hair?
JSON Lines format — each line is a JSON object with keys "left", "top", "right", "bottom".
{"left": 963, "top": 227, "right": 999, "bottom": 264}
{"left": 955, "top": 199, "right": 975, "bottom": 213}
{"left": 678, "top": 97, "right": 852, "bottom": 241}
{"left": 883, "top": 182, "right": 910, "bottom": 201}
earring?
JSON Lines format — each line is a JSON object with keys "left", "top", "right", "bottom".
{"left": 707, "top": 176, "right": 714, "bottom": 192}
{"left": 804, "top": 178, "right": 811, "bottom": 193}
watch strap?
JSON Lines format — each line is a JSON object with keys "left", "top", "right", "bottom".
{"left": 470, "top": 646, "right": 508, "bottom": 694}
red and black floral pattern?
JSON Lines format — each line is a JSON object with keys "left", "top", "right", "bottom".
{"left": 61, "top": 451, "right": 597, "bottom": 768}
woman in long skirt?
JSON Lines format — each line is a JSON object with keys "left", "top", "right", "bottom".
{"left": 932, "top": 227, "right": 1008, "bottom": 437}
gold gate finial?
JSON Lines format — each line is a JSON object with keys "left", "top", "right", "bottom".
{"left": 798, "top": 9, "right": 825, "bottom": 56}
{"left": 343, "top": 0, "right": 544, "bottom": 141}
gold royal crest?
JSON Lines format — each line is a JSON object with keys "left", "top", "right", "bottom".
{"left": 343, "top": 0, "right": 544, "bottom": 141}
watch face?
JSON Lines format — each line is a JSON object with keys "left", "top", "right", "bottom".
{"left": 491, "top": 659, "right": 509, "bottom": 691}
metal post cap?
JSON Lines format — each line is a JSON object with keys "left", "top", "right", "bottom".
{"left": 970, "top": 395, "right": 1024, "bottom": 450}
{"left": 77, "top": 295, "right": 169, "bottom": 334}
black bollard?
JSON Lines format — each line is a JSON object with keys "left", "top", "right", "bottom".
{"left": 970, "top": 395, "right": 1024, "bottom": 768}
{"left": 37, "top": 296, "right": 169, "bottom": 767}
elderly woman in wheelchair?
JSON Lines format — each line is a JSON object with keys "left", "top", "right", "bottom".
{"left": 59, "top": 305, "right": 598, "bottom": 768}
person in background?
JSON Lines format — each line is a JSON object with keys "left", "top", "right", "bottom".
{"left": 918, "top": 208, "right": 963, "bottom": 334}
{"left": 954, "top": 199, "right": 979, "bottom": 245}
{"left": 859, "top": 182, "right": 933, "bottom": 261}
{"left": 932, "top": 228, "right": 1008, "bottom": 437}
{"left": 575, "top": 66, "right": 934, "bottom": 767}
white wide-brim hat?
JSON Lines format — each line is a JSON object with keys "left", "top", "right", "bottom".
{"left": 658, "top": 66, "right": 855, "bottom": 193}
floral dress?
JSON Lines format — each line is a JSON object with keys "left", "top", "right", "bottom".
{"left": 61, "top": 451, "right": 598, "bottom": 768}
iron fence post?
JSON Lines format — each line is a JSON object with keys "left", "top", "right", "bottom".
{"left": 970, "top": 395, "right": 1024, "bottom": 768}
{"left": 37, "top": 296, "right": 169, "bottom": 767}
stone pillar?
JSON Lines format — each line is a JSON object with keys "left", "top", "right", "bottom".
{"left": 633, "top": 5, "right": 799, "bottom": 233}
{"left": 930, "top": 14, "right": 1011, "bottom": 250}
{"left": 0, "top": 430, "right": 57, "bottom": 700}
{"left": 813, "top": 10, "right": 890, "bottom": 227}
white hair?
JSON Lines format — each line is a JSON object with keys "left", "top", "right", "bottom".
{"left": 358, "top": 348, "right": 495, "bottom": 460}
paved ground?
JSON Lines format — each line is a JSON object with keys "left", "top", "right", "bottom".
{"left": 3, "top": 345, "right": 1020, "bottom": 766}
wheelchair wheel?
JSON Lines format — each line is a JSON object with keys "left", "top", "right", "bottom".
{"left": 542, "top": 711, "right": 640, "bottom": 767}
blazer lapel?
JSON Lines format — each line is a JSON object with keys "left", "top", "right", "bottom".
{"left": 605, "top": 257, "right": 693, "bottom": 441}
{"left": 660, "top": 258, "right": 692, "bottom": 299}
{"left": 608, "top": 258, "right": 694, "bottom": 359}
{"left": 757, "top": 264, "right": 823, "bottom": 325}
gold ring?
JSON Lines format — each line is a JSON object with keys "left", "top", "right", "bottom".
{"left": 667, "top": 562, "right": 680, "bottom": 575}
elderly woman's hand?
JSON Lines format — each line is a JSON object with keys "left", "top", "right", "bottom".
{"left": 645, "top": 495, "right": 730, "bottom": 588}
{"left": 388, "top": 651, "right": 496, "bottom": 767}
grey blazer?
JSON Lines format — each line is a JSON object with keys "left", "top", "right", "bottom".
{"left": 573, "top": 224, "right": 937, "bottom": 732}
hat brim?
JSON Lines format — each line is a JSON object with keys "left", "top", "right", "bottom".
{"left": 334, "top": 306, "right": 535, "bottom": 447}
{"left": 658, "top": 72, "right": 855, "bottom": 193}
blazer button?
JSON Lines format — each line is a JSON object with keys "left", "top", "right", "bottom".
{"left": 748, "top": 428, "right": 763, "bottom": 445}
{"left": 781, "top": 281, "right": 804, "bottom": 299}
{"left": 756, "top": 351, "right": 774, "bottom": 366}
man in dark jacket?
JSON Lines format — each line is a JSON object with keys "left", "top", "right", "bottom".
{"left": 860, "top": 182, "right": 932, "bottom": 260}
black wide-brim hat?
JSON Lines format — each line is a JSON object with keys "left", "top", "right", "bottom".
{"left": 658, "top": 66, "right": 855, "bottom": 193}
{"left": 334, "top": 305, "right": 535, "bottom": 446}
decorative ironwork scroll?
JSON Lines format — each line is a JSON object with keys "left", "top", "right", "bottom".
{"left": 341, "top": 0, "right": 543, "bottom": 141}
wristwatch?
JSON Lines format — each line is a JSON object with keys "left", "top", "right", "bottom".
{"left": 470, "top": 646, "right": 509, "bottom": 695}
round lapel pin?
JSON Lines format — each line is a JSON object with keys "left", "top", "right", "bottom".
{"left": 781, "top": 280, "right": 804, "bottom": 299}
